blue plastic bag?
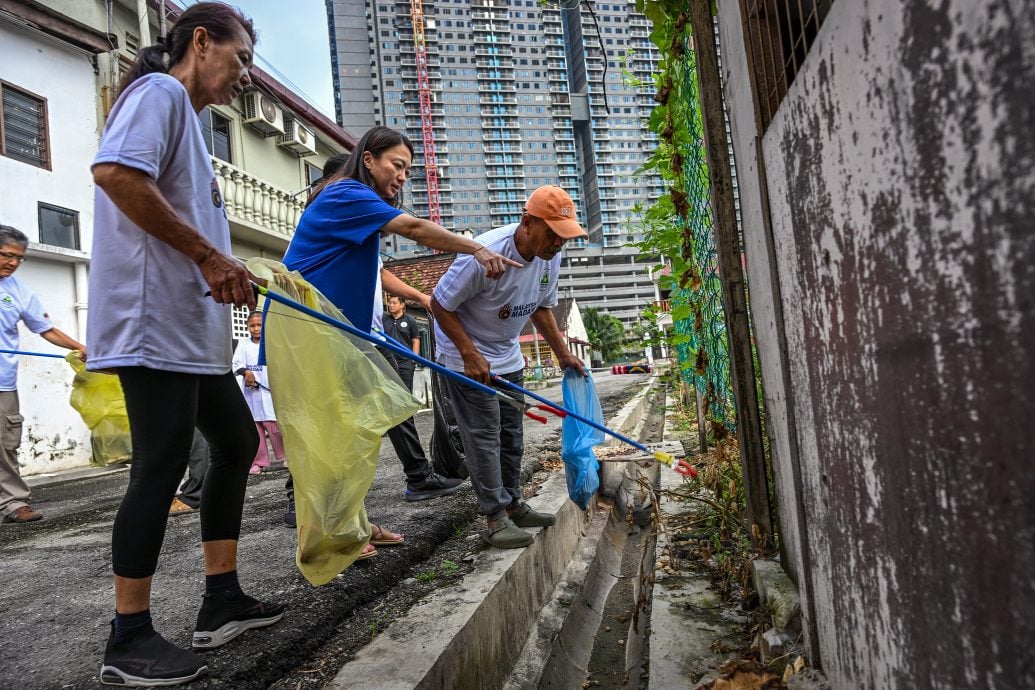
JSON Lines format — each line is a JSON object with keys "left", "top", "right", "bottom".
{"left": 561, "top": 370, "right": 605, "bottom": 509}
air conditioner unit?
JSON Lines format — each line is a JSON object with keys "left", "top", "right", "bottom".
{"left": 241, "top": 92, "right": 284, "bottom": 136}
{"left": 278, "top": 119, "right": 318, "bottom": 157}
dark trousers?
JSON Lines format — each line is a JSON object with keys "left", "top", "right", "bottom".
{"left": 114, "top": 368, "right": 258, "bottom": 579}
{"left": 443, "top": 369, "right": 525, "bottom": 521}
{"left": 384, "top": 360, "right": 433, "bottom": 484}
{"left": 176, "top": 429, "right": 210, "bottom": 510}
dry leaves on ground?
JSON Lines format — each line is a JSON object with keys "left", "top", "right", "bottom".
{"left": 693, "top": 659, "right": 782, "bottom": 690}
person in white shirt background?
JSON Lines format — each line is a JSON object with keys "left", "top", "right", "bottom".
{"left": 0, "top": 224, "right": 85, "bottom": 525}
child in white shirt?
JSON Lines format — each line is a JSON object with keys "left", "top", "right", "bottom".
{"left": 232, "top": 311, "right": 285, "bottom": 473}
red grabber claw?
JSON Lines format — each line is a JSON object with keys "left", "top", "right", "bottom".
{"left": 536, "top": 404, "right": 566, "bottom": 418}
{"left": 525, "top": 411, "right": 548, "bottom": 424}
{"left": 674, "top": 458, "right": 698, "bottom": 478}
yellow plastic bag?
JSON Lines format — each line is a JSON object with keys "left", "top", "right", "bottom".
{"left": 66, "top": 353, "right": 132, "bottom": 467}
{"left": 248, "top": 259, "right": 420, "bottom": 585}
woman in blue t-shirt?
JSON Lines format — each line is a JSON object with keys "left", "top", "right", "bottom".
{"left": 283, "top": 126, "right": 520, "bottom": 550}
{"left": 285, "top": 126, "right": 518, "bottom": 335}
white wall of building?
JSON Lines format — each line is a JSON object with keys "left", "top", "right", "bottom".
{"left": 0, "top": 21, "right": 98, "bottom": 474}
{"left": 565, "top": 299, "right": 592, "bottom": 370}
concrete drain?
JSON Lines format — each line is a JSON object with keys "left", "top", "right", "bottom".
{"left": 506, "top": 439, "right": 683, "bottom": 689}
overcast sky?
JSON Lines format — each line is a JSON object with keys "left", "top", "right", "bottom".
{"left": 183, "top": 0, "right": 337, "bottom": 117}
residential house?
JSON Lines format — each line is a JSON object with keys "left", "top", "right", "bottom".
{"left": 0, "top": 0, "right": 356, "bottom": 474}
{"left": 518, "top": 297, "right": 591, "bottom": 374}
{"left": 1, "top": 1, "right": 115, "bottom": 472}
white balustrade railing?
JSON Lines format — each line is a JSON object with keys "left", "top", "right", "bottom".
{"left": 211, "top": 158, "right": 304, "bottom": 241}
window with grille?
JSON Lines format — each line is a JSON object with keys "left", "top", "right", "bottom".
{"left": 1, "top": 82, "right": 50, "bottom": 169}
{"left": 38, "top": 203, "right": 80, "bottom": 250}
{"left": 740, "top": 0, "right": 833, "bottom": 131}
{"left": 231, "top": 304, "right": 250, "bottom": 341}
{"left": 200, "top": 108, "right": 232, "bottom": 163}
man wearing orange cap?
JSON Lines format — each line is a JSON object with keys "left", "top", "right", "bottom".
{"left": 431, "top": 186, "right": 588, "bottom": 549}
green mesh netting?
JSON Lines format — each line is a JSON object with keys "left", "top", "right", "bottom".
{"left": 670, "top": 44, "right": 735, "bottom": 433}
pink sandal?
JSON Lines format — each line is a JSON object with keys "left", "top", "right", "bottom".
{"left": 370, "top": 524, "right": 405, "bottom": 546}
{"left": 356, "top": 543, "right": 378, "bottom": 560}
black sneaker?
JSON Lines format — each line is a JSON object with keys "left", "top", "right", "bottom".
{"left": 100, "top": 621, "right": 207, "bottom": 687}
{"left": 283, "top": 495, "right": 296, "bottom": 528}
{"left": 404, "top": 472, "right": 464, "bottom": 502}
{"left": 192, "top": 594, "right": 285, "bottom": 649}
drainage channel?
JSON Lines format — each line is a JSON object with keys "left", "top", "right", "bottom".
{"left": 506, "top": 384, "right": 673, "bottom": 690}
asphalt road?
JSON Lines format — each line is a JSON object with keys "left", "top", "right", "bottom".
{"left": 0, "top": 373, "right": 649, "bottom": 689}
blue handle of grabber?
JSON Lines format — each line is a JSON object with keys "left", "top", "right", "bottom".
{"left": 490, "top": 374, "right": 651, "bottom": 454}
{"left": 257, "top": 286, "right": 509, "bottom": 401}
{"left": 258, "top": 286, "right": 652, "bottom": 447}
{"left": 0, "top": 348, "right": 67, "bottom": 359}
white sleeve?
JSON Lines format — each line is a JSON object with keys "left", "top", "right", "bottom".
{"left": 21, "top": 291, "right": 53, "bottom": 334}
{"left": 433, "top": 254, "right": 490, "bottom": 311}
{"left": 92, "top": 79, "right": 181, "bottom": 179}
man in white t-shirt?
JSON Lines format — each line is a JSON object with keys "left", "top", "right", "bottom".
{"left": 0, "top": 225, "right": 85, "bottom": 524}
{"left": 431, "top": 186, "right": 588, "bottom": 549}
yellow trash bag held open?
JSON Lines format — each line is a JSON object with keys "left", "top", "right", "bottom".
{"left": 248, "top": 259, "right": 420, "bottom": 586}
{"left": 66, "top": 352, "right": 132, "bottom": 467}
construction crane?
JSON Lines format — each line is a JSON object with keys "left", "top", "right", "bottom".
{"left": 409, "top": 0, "right": 441, "bottom": 225}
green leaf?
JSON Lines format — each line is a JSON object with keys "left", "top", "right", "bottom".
{"left": 671, "top": 303, "right": 693, "bottom": 322}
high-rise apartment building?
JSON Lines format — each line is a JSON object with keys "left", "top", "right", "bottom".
{"left": 326, "top": 0, "right": 666, "bottom": 326}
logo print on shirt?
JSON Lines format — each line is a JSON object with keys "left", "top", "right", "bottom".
{"left": 210, "top": 178, "right": 227, "bottom": 220}
{"left": 498, "top": 303, "right": 512, "bottom": 319}
{"left": 539, "top": 270, "right": 550, "bottom": 290}
{"left": 210, "top": 178, "right": 223, "bottom": 208}
{"left": 0, "top": 294, "right": 13, "bottom": 308}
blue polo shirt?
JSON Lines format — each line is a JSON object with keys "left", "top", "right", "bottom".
{"left": 283, "top": 179, "right": 402, "bottom": 331}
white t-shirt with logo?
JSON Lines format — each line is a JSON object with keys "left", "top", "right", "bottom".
{"left": 0, "top": 275, "right": 53, "bottom": 391}
{"left": 433, "top": 223, "right": 559, "bottom": 374}
{"left": 372, "top": 256, "right": 384, "bottom": 333}
{"left": 231, "top": 337, "right": 277, "bottom": 422}
{"left": 88, "top": 73, "right": 233, "bottom": 375}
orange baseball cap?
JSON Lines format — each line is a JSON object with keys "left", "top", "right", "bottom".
{"left": 525, "top": 185, "right": 588, "bottom": 239}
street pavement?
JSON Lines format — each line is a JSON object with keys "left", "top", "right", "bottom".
{"left": 0, "top": 373, "right": 648, "bottom": 689}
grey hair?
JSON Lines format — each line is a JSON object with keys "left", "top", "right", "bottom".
{"left": 0, "top": 225, "right": 28, "bottom": 248}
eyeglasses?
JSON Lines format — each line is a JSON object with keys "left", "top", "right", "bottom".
{"left": 0, "top": 252, "right": 25, "bottom": 263}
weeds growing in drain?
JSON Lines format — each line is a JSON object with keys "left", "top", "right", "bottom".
{"left": 416, "top": 559, "right": 461, "bottom": 584}
{"left": 634, "top": 382, "right": 759, "bottom": 603}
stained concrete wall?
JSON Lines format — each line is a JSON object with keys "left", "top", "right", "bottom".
{"left": 714, "top": 0, "right": 815, "bottom": 653}
{"left": 719, "top": 0, "right": 1034, "bottom": 687}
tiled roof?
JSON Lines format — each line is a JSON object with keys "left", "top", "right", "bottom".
{"left": 382, "top": 253, "right": 458, "bottom": 295}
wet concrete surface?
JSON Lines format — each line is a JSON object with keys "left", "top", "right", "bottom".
{"left": 0, "top": 373, "right": 648, "bottom": 689}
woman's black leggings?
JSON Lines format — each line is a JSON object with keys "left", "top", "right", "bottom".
{"left": 112, "top": 367, "right": 258, "bottom": 579}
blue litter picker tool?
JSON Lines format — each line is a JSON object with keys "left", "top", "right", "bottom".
{"left": 255, "top": 285, "right": 557, "bottom": 424}
{"left": 0, "top": 348, "right": 67, "bottom": 359}
{"left": 490, "top": 374, "right": 695, "bottom": 476}
{"left": 255, "top": 284, "right": 694, "bottom": 476}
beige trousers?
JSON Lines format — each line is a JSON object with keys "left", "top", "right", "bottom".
{"left": 0, "top": 390, "right": 29, "bottom": 516}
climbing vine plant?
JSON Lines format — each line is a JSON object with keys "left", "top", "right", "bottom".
{"left": 632, "top": 0, "right": 735, "bottom": 437}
